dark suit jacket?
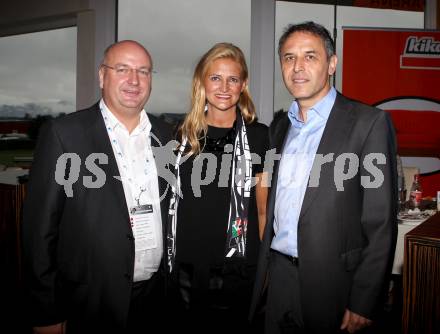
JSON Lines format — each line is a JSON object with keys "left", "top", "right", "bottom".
{"left": 22, "top": 103, "right": 172, "bottom": 332}
{"left": 250, "top": 93, "right": 398, "bottom": 333}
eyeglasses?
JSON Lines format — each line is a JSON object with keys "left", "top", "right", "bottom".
{"left": 101, "top": 64, "right": 156, "bottom": 77}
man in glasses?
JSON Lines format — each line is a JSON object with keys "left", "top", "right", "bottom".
{"left": 22, "top": 40, "right": 172, "bottom": 333}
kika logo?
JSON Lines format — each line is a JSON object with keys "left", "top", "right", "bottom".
{"left": 400, "top": 36, "right": 440, "bottom": 70}
{"left": 405, "top": 37, "right": 440, "bottom": 55}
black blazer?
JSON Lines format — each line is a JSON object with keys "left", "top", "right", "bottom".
{"left": 250, "top": 93, "right": 398, "bottom": 333}
{"left": 22, "top": 103, "right": 172, "bottom": 332}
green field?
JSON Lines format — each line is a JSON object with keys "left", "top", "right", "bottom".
{"left": 0, "top": 149, "right": 34, "bottom": 168}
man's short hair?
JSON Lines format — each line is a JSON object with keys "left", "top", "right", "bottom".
{"left": 278, "top": 21, "right": 335, "bottom": 59}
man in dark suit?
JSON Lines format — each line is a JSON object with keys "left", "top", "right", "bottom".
{"left": 250, "top": 22, "right": 397, "bottom": 333}
{"left": 22, "top": 40, "right": 172, "bottom": 333}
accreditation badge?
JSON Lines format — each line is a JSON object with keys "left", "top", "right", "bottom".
{"left": 130, "top": 204, "right": 157, "bottom": 251}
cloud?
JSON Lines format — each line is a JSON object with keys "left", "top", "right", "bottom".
{"left": 118, "top": 0, "right": 251, "bottom": 114}
{"left": 0, "top": 100, "right": 75, "bottom": 118}
{"left": 1, "top": 1, "right": 251, "bottom": 117}
{"left": 0, "top": 27, "right": 76, "bottom": 115}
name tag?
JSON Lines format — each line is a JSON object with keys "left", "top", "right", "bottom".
{"left": 130, "top": 204, "right": 157, "bottom": 251}
{"left": 130, "top": 204, "right": 153, "bottom": 215}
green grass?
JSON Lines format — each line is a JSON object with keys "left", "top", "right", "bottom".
{"left": 0, "top": 149, "right": 34, "bottom": 168}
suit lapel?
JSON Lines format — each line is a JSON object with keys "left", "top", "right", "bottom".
{"left": 299, "top": 93, "right": 355, "bottom": 219}
{"left": 267, "top": 115, "right": 291, "bottom": 228}
{"left": 88, "top": 104, "right": 130, "bottom": 223}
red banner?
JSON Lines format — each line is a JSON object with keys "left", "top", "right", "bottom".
{"left": 342, "top": 28, "right": 440, "bottom": 157}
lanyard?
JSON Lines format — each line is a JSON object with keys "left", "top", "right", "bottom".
{"left": 100, "top": 106, "right": 155, "bottom": 204}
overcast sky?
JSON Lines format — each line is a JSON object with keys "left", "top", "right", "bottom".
{"left": 0, "top": 27, "right": 76, "bottom": 117}
{"left": 0, "top": 1, "right": 423, "bottom": 118}
{"left": 118, "top": 0, "right": 251, "bottom": 115}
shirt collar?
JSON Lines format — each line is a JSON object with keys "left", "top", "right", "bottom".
{"left": 99, "top": 99, "right": 151, "bottom": 134}
{"left": 288, "top": 87, "right": 337, "bottom": 126}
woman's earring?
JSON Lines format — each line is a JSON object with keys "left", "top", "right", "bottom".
{"left": 204, "top": 103, "right": 208, "bottom": 113}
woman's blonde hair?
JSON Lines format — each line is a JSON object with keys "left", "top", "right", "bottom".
{"left": 179, "top": 42, "right": 256, "bottom": 154}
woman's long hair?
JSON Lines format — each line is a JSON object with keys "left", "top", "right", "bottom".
{"left": 179, "top": 42, "right": 256, "bottom": 155}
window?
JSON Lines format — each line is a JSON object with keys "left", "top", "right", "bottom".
{"left": 274, "top": 1, "right": 424, "bottom": 113}
{"left": 118, "top": 0, "right": 251, "bottom": 116}
{"left": 0, "top": 27, "right": 76, "bottom": 169}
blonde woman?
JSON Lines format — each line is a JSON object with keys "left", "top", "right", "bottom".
{"left": 167, "top": 43, "right": 268, "bottom": 332}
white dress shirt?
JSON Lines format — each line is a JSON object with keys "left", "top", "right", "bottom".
{"left": 271, "top": 88, "right": 336, "bottom": 257}
{"left": 100, "top": 99, "right": 163, "bottom": 281}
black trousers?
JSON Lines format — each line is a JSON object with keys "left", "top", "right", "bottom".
{"left": 265, "top": 250, "right": 304, "bottom": 334}
{"left": 126, "top": 271, "right": 165, "bottom": 333}
{"left": 171, "top": 262, "right": 261, "bottom": 334}
{"left": 265, "top": 251, "right": 383, "bottom": 334}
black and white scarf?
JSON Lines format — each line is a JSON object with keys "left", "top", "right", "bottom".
{"left": 166, "top": 114, "right": 252, "bottom": 273}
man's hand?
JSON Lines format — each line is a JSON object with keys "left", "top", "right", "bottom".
{"left": 340, "top": 309, "right": 372, "bottom": 333}
{"left": 33, "top": 322, "right": 65, "bottom": 334}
